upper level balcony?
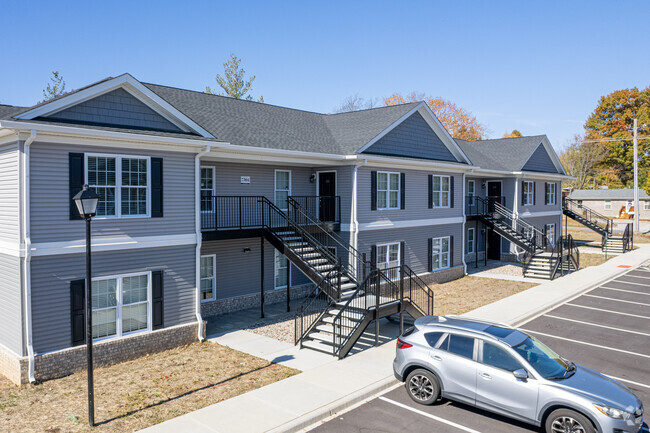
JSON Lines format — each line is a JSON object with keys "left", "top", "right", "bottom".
{"left": 200, "top": 195, "right": 341, "bottom": 239}
{"left": 465, "top": 195, "right": 507, "bottom": 217}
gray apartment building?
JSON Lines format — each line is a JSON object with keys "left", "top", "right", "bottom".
{"left": 0, "top": 74, "right": 570, "bottom": 384}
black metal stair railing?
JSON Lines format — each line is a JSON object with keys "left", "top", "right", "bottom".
{"left": 294, "top": 270, "right": 338, "bottom": 346}
{"left": 401, "top": 265, "right": 435, "bottom": 316}
{"left": 563, "top": 197, "right": 612, "bottom": 236}
{"left": 289, "top": 196, "right": 341, "bottom": 224}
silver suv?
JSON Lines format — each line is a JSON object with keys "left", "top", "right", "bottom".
{"left": 393, "top": 316, "right": 644, "bottom": 433}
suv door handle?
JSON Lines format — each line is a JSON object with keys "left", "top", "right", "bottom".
{"left": 431, "top": 355, "right": 442, "bottom": 361}
{"left": 479, "top": 372, "right": 492, "bottom": 380}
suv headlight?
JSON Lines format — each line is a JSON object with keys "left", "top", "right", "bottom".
{"left": 593, "top": 404, "right": 632, "bottom": 420}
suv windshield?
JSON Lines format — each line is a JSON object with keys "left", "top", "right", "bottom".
{"left": 512, "top": 336, "right": 571, "bottom": 379}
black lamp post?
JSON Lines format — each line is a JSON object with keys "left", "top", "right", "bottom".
{"left": 72, "top": 184, "right": 99, "bottom": 427}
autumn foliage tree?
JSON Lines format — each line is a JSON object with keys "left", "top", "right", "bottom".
{"left": 502, "top": 130, "right": 522, "bottom": 138}
{"left": 584, "top": 86, "right": 650, "bottom": 186}
{"left": 559, "top": 135, "right": 607, "bottom": 190}
{"left": 383, "top": 92, "right": 486, "bottom": 140}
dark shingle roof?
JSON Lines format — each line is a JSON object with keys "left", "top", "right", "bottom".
{"left": 0, "top": 104, "right": 27, "bottom": 119}
{"left": 569, "top": 189, "right": 650, "bottom": 200}
{"left": 455, "top": 136, "right": 546, "bottom": 171}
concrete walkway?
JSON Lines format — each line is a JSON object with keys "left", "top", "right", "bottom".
{"left": 140, "top": 244, "right": 650, "bottom": 433}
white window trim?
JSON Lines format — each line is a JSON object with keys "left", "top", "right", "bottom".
{"left": 523, "top": 181, "right": 534, "bottom": 206}
{"left": 376, "top": 242, "right": 401, "bottom": 279}
{"left": 545, "top": 224, "right": 556, "bottom": 246}
{"left": 85, "top": 152, "right": 152, "bottom": 219}
{"left": 377, "top": 171, "right": 401, "bottom": 210}
{"left": 467, "top": 228, "right": 475, "bottom": 254}
{"left": 431, "top": 175, "right": 451, "bottom": 208}
{"left": 200, "top": 166, "right": 215, "bottom": 214}
{"left": 274, "top": 169, "right": 292, "bottom": 211}
{"left": 546, "top": 183, "right": 556, "bottom": 205}
{"left": 274, "top": 250, "right": 291, "bottom": 290}
{"left": 645, "top": 201, "right": 650, "bottom": 210}
{"left": 200, "top": 254, "right": 216, "bottom": 302}
{"left": 467, "top": 180, "right": 475, "bottom": 206}
{"left": 604, "top": 200, "right": 612, "bottom": 210}
{"left": 92, "top": 271, "right": 152, "bottom": 342}
{"left": 431, "top": 236, "right": 450, "bottom": 270}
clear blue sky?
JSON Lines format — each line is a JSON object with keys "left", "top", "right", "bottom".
{"left": 2, "top": 0, "right": 648, "bottom": 150}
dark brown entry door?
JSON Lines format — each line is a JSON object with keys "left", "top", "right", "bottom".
{"left": 488, "top": 228, "right": 501, "bottom": 260}
{"left": 318, "top": 172, "right": 336, "bottom": 222}
{"left": 486, "top": 181, "right": 503, "bottom": 212}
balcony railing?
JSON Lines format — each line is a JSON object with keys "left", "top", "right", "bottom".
{"left": 201, "top": 195, "right": 341, "bottom": 231}
{"left": 465, "top": 195, "right": 506, "bottom": 216}
{"left": 289, "top": 196, "right": 340, "bottom": 224}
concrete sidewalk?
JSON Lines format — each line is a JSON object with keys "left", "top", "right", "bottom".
{"left": 140, "top": 244, "right": 650, "bottom": 433}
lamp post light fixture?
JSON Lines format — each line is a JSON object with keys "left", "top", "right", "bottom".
{"left": 72, "top": 184, "right": 99, "bottom": 427}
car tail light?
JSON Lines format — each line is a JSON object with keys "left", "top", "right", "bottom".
{"left": 396, "top": 338, "right": 412, "bottom": 349}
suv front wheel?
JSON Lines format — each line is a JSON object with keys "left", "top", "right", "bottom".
{"left": 545, "top": 408, "right": 595, "bottom": 433}
{"left": 405, "top": 369, "right": 440, "bottom": 405}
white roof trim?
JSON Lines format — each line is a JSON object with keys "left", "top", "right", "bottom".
{"left": 14, "top": 73, "right": 215, "bottom": 138}
{"left": 519, "top": 136, "right": 566, "bottom": 175}
{"left": 355, "top": 102, "right": 472, "bottom": 165}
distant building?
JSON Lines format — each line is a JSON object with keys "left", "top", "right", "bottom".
{"left": 568, "top": 189, "right": 650, "bottom": 219}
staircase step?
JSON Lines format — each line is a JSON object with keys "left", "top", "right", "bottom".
{"left": 307, "top": 258, "right": 329, "bottom": 265}
{"left": 315, "top": 264, "right": 335, "bottom": 272}
{"left": 326, "top": 309, "right": 365, "bottom": 321}
{"left": 301, "top": 339, "right": 335, "bottom": 355}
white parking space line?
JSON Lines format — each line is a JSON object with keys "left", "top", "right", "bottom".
{"left": 378, "top": 397, "right": 483, "bottom": 433}
{"left": 600, "top": 286, "right": 650, "bottom": 296}
{"left": 565, "top": 303, "right": 650, "bottom": 319}
{"left": 605, "top": 375, "right": 650, "bottom": 389}
{"left": 543, "top": 314, "right": 650, "bottom": 337}
{"left": 583, "top": 294, "right": 650, "bottom": 307}
{"left": 610, "top": 279, "right": 650, "bottom": 287}
{"left": 519, "top": 329, "right": 650, "bottom": 359}
{"left": 618, "top": 273, "right": 650, "bottom": 279}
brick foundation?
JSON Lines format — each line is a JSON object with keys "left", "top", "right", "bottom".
{"left": 0, "top": 322, "right": 203, "bottom": 386}
{"left": 201, "top": 283, "right": 313, "bottom": 317}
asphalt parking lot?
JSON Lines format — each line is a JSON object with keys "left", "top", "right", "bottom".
{"left": 311, "top": 265, "right": 650, "bottom": 433}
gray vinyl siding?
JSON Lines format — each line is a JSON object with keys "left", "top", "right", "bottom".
{"left": 518, "top": 180, "right": 561, "bottom": 214}
{"left": 516, "top": 214, "right": 562, "bottom": 249}
{"left": 363, "top": 112, "right": 458, "bottom": 162}
{"left": 522, "top": 144, "right": 559, "bottom": 173}
{"left": 201, "top": 238, "right": 310, "bottom": 301}
{"left": 357, "top": 224, "right": 463, "bottom": 275}
{"left": 29, "top": 142, "right": 196, "bottom": 243}
{"left": 0, "top": 141, "right": 21, "bottom": 243}
{"left": 30, "top": 245, "right": 195, "bottom": 354}
{"left": 577, "top": 199, "right": 650, "bottom": 221}
{"left": 318, "top": 165, "right": 353, "bottom": 226}
{"left": 357, "top": 167, "right": 463, "bottom": 223}
{"left": 204, "top": 161, "right": 316, "bottom": 198}
{"left": 0, "top": 253, "right": 23, "bottom": 356}
{"left": 44, "top": 88, "right": 182, "bottom": 132}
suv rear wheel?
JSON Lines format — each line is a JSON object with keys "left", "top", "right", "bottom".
{"left": 405, "top": 368, "right": 440, "bottom": 405}
{"left": 545, "top": 408, "right": 595, "bottom": 433}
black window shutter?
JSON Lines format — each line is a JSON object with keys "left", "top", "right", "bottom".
{"left": 69, "top": 153, "right": 84, "bottom": 220}
{"left": 428, "top": 238, "right": 433, "bottom": 272}
{"left": 370, "top": 245, "right": 377, "bottom": 270}
{"left": 554, "top": 183, "right": 558, "bottom": 205}
{"left": 70, "top": 279, "right": 85, "bottom": 346}
{"left": 544, "top": 182, "right": 549, "bottom": 205}
{"left": 521, "top": 181, "right": 525, "bottom": 206}
{"left": 533, "top": 182, "right": 536, "bottom": 206}
{"left": 400, "top": 172, "right": 406, "bottom": 210}
{"left": 428, "top": 175, "right": 433, "bottom": 209}
{"left": 371, "top": 171, "right": 377, "bottom": 211}
{"left": 400, "top": 241, "right": 405, "bottom": 268}
{"left": 152, "top": 270, "right": 164, "bottom": 330}
{"left": 151, "top": 157, "right": 164, "bottom": 218}
{"left": 449, "top": 176, "right": 455, "bottom": 208}
{"left": 449, "top": 235, "right": 454, "bottom": 267}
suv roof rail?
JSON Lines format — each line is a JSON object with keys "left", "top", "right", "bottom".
{"left": 444, "top": 315, "right": 514, "bottom": 329}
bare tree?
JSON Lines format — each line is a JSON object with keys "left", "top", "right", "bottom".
{"left": 334, "top": 94, "right": 378, "bottom": 113}
{"left": 559, "top": 135, "right": 607, "bottom": 190}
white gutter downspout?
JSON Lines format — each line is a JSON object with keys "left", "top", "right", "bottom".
{"left": 22, "top": 130, "right": 37, "bottom": 382}
{"left": 349, "top": 159, "right": 367, "bottom": 269}
{"left": 513, "top": 178, "right": 521, "bottom": 261}
{"left": 194, "top": 145, "right": 211, "bottom": 340}
{"left": 461, "top": 173, "right": 467, "bottom": 274}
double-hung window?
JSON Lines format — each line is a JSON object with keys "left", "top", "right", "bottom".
{"left": 545, "top": 183, "right": 556, "bottom": 205}
{"left": 274, "top": 251, "right": 290, "bottom": 289}
{"left": 604, "top": 200, "right": 612, "bottom": 210}
{"left": 92, "top": 272, "right": 151, "bottom": 341}
{"left": 467, "top": 228, "right": 475, "bottom": 254}
{"left": 377, "top": 171, "right": 400, "bottom": 209}
{"left": 200, "top": 255, "right": 216, "bottom": 301}
{"left": 376, "top": 242, "right": 400, "bottom": 279}
{"left": 523, "top": 181, "right": 534, "bottom": 206}
{"left": 275, "top": 170, "right": 291, "bottom": 211}
{"left": 200, "top": 167, "right": 215, "bottom": 213}
{"left": 432, "top": 175, "right": 450, "bottom": 208}
{"left": 86, "top": 154, "right": 150, "bottom": 218}
{"left": 645, "top": 201, "right": 650, "bottom": 211}
{"left": 431, "top": 236, "right": 450, "bottom": 270}
{"left": 545, "top": 224, "right": 555, "bottom": 246}
{"left": 467, "top": 180, "right": 475, "bottom": 206}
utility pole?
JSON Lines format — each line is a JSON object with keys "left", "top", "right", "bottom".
{"left": 633, "top": 118, "right": 639, "bottom": 234}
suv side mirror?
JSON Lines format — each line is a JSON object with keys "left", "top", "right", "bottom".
{"left": 513, "top": 369, "right": 528, "bottom": 380}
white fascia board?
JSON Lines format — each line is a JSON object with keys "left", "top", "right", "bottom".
{"left": 13, "top": 74, "right": 215, "bottom": 138}
{"left": 541, "top": 135, "right": 567, "bottom": 175}
{"left": 349, "top": 154, "right": 474, "bottom": 173}
{"left": 513, "top": 171, "right": 574, "bottom": 181}
{"left": 0, "top": 120, "right": 225, "bottom": 152}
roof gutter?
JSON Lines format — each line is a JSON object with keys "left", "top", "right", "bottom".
{"left": 22, "top": 130, "right": 37, "bottom": 382}
{"left": 194, "top": 145, "right": 211, "bottom": 341}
